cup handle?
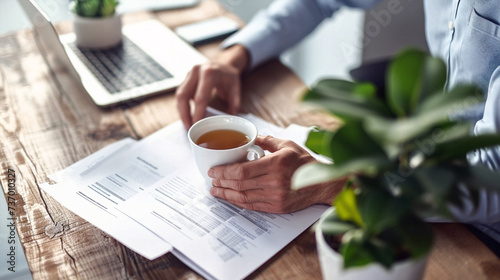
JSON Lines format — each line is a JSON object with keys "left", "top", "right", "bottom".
{"left": 247, "top": 145, "right": 265, "bottom": 161}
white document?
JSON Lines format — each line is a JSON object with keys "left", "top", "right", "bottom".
{"left": 40, "top": 110, "right": 329, "bottom": 278}
{"left": 40, "top": 137, "right": 174, "bottom": 260}
{"left": 41, "top": 122, "right": 193, "bottom": 259}
{"left": 117, "top": 166, "right": 327, "bottom": 280}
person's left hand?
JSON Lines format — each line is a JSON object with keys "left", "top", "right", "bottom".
{"left": 208, "top": 135, "right": 345, "bottom": 213}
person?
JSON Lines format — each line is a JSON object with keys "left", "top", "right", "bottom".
{"left": 175, "top": 0, "right": 500, "bottom": 247}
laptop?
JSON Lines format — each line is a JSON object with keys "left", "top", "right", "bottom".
{"left": 18, "top": 0, "right": 207, "bottom": 107}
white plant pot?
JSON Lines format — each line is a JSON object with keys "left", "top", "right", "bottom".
{"left": 74, "top": 14, "right": 122, "bottom": 49}
{"left": 315, "top": 208, "right": 428, "bottom": 280}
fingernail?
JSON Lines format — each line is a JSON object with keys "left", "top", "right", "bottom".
{"left": 208, "top": 169, "right": 216, "bottom": 178}
{"left": 212, "top": 179, "right": 221, "bottom": 187}
{"left": 210, "top": 187, "right": 217, "bottom": 196}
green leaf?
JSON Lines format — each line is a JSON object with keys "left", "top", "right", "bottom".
{"left": 416, "top": 122, "right": 471, "bottom": 150}
{"left": 303, "top": 79, "right": 391, "bottom": 120}
{"left": 75, "top": 0, "right": 101, "bottom": 17}
{"left": 364, "top": 115, "right": 442, "bottom": 146}
{"left": 311, "top": 79, "right": 378, "bottom": 98}
{"left": 387, "top": 49, "right": 426, "bottom": 117}
{"left": 331, "top": 120, "right": 387, "bottom": 165}
{"left": 292, "top": 163, "right": 339, "bottom": 190}
{"left": 335, "top": 188, "right": 364, "bottom": 227}
{"left": 418, "top": 56, "right": 447, "bottom": 104}
{"left": 365, "top": 109, "right": 471, "bottom": 146}
{"left": 394, "top": 214, "right": 433, "bottom": 259}
{"left": 412, "top": 166, "right": 457, "bottom": 217}
{"left": 292, "top": 157, "right": 391, "bottom": 190}
{"left": 100, "top": 0, "right": 119, "bottom": 17}
{"left": 305, "top": 128, "right": 335, "bottom": 159}
{"left": 456, "top": 164, "right": 500, "bottom": 192}
{"left": 414, "top": 166, "right": 456, "bottom": 198}
{"left": 72, "top": 0, "right": 119, "bottom": 17}
{"left": 429, "top": 133, "right": 500, "bottom": 163}
{"left": 358, "top": 190, "right": 410, "bottom": 235}
{"left": 417, "top": 84, "right": 483, "bottom": 115}
{"left": 365, "top": 239, "right": 396, "bottom": 269}
{"left": 340, "top": 229, "right": 374, "bottom": 268}
{"left": 319, "top": 212, "right": 357, "bottom": 235}
{"left": 378, "top": 173, "right": 427, "bottom": 204}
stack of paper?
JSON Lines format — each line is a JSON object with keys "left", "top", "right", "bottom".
{"left": 41, "top": 108, "right": 328, "bottom": 280}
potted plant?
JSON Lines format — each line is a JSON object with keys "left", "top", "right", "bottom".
{"left": 70, "top": 0, "right": 121, "bottom": 49}
{"left": 292, "top": 49, "right": 500, "bottom": 279}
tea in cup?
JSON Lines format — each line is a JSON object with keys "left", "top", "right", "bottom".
{"left": 188, "top": 115, "right": 265, "bottom": 182}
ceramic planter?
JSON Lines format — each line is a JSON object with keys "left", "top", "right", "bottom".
{"left": 74, "top": 14, "right": 122, "bottom": 49}
{"left": 315, "top": 208, "right": 428, "bottom": 280}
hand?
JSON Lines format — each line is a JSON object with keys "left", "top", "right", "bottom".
{"left": 175, "top": 45, "right": 250, "bottom": 129}
{"left": 208, "top": 135, "right": 346, "bottom": 214}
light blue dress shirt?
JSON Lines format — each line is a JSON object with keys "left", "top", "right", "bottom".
{"left": 222, "top": 0, "right": 500, "bottom": 243}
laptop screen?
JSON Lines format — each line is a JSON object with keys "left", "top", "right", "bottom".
{"left": 18, "top": 0, "right": 81, "bottom": 81}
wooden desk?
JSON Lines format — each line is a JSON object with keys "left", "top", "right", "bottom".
{"left": 0, "top": 1, "right": 499, "bottom": 279}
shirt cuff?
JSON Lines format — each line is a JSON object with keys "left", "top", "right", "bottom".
{"left": 220, "top": 11, "right": 278, "bottom": 70}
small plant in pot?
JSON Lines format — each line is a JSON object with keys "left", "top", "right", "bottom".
{"left": 292, "top": 49, "right": 500, "bottom": 279}
{"left": 70, "top": 0, "right": 122, "bottom": 49}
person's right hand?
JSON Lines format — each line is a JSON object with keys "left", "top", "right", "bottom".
{"left": 207, "top": 135, "right": 346, "bottom": 214}
{"left": 175, "top": 44, "right": 250, "bottom": 130}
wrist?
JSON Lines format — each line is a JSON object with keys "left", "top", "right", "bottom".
{"left": 214, "top": 44, "right": 250, "bottom": 74}
{"left": 312, "top": 177, "right": 348, "bottom": 206}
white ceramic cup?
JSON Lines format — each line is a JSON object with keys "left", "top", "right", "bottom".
{"left": 188, "top": 115, "right": 265, "bottom": 182}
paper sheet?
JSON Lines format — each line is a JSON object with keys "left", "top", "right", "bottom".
{"left": 41, "top": 138, "right": 173, "bottom": 260}
{"left": 41, "top": 110, "right": 329, "bottom": 278}
{"left": 117, "top": 166, "right": 326, "bottom": 280}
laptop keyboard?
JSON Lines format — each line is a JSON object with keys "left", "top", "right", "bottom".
{"left": 69, "top": 36, "right": 173, "bottom": 94}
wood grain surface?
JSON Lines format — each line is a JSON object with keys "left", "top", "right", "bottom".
{"left": 0, "top": 1, "right": 499, "bottom": 279}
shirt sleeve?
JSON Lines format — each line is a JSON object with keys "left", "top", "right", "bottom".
{"left": 221, "top": 0, "right": 383, "bottom": 70}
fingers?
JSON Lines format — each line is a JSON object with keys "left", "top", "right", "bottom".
{"left": 210, "top": 185, "right": 265, "bottom": 204}
{"left": 225, "top": 75, "right": 241, "bottom": 115}
{"left": 209, "top": 155, "right": 273, "bottom": 181}
{"left": 211, "top": 176, "right": 261, "bottom": 191}
{"left": 175, "top": 65, "right": 200, "bottom": 129}
{"left": 210, "top": 186, "right": 291, "bottom": 214}
{"left": 176, "top": 62, "right": 242, "bottom": 129}
{"left": 208, "top": 136, "right": 302, "bottom": 181}
{"left": 192, "top": 65, "right": 218, "bottom": 125}
{"left": 256, "top": 135, "right": 291, "bottom": 153}
{"left": 210, "top": 184, "right": 287, "bottom": 208}
{"left": 209, "top": 167, "right": 291, "bottom": 208}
